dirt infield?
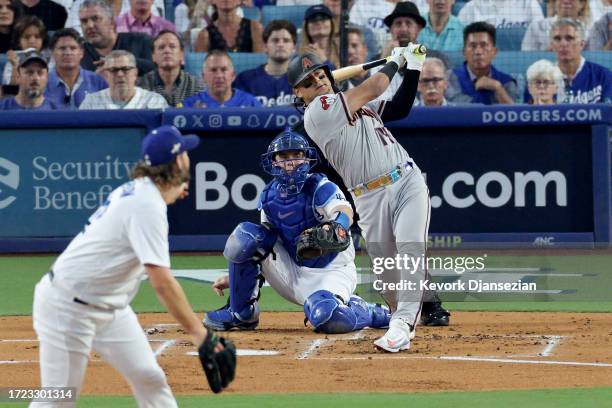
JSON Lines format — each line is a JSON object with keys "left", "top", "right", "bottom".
{"left": 1, "top": 312, "right": 612, "bottom": 395}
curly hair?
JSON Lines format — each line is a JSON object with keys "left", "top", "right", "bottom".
{"left": 130, "top": 160, "right": 188, "bottom": 188}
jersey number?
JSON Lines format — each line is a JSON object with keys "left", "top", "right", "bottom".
{"left": 81, "top": 182, "right": 135, "bottom": 234}
{"left": 375, "top": 127, "right": 396, "bottom": 145}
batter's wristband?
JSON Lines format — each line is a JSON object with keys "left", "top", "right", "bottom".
{"left": 379, "top": 61, "right": 399, "bottom": 82}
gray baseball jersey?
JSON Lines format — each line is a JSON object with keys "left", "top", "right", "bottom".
{"left": 304, "top": 91, "right": 429, "bottom": 328}
{"left": 304, "top": 92, "right": 414, "bottom": 189}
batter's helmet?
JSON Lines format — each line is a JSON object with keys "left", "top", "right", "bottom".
{"left": 287, "top": 52, "right": 335, "bottom": 88}
{"left": 261, "top": 128, "right": 318, "bottom": 195}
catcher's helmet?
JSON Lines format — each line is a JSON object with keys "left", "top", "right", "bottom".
{"left": 287, "top": 52, "right": 335, "bottom": 88}
{"left": 261, "top": 128, "right": 318, "bottom": 195}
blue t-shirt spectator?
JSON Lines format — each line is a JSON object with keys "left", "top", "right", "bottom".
{"left": 447, "top": 63, "right": 518, "bottom": 105}
{"left": 0, "top": 97, "right": 60, "bottom": 110}
{"left": 233, "top": 64, "right": 293, "bottom": 107}
{"left": 181, "top": 88, "right": 262, "bottom": 108}
{"left": 560, "top": 59, "right": 612, "bottom": 104}
{"left": 45, "top": 68, "right": 108, "bottom": 109}
{"left": 418, "top": 13, "right": 465, "bottom": 51}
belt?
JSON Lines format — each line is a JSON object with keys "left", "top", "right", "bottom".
{"left": 350, "top": 162, "right": 413, "bottom": 197}
{"left": 48, "top": 270, "right": 90, "bottom": 306}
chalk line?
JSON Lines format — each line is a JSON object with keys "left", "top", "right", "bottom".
{"left": 297, "top": 339, "right": 328, "bottom": 360}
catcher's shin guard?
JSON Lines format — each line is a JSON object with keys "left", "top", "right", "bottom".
{"left": 303, "top": 291, "right": 391, "bottom": 334}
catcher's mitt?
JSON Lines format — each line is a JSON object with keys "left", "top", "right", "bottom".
{"left": 296, "top": 221, "right": 350, "bottom": 260}
{"left": 198, "top": 329, "right": 237, "bottom": 393}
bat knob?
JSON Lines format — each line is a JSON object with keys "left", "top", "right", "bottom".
{"left": 413, "top": 44, "right": 427, "bottom": 55}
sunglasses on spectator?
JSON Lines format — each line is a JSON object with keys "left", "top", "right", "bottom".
{"left": 107, "top": 66, "right": 136, "bottom": 74}
{"left": 300, "top": 72, "right": 327, "bottom": 89}
{"left": 419, "top": 77, "right": 445, "bottom": 85}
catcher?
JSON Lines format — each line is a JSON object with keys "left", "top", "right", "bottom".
{"left": 204, "top": 128, "right": 391, "bottom": 334}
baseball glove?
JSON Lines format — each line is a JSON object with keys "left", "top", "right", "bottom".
{"left": 296, "top": 221, "right": 350, "bottom": 260}
{"left": 197, "top": 329, "right": 237, "bottom": 393}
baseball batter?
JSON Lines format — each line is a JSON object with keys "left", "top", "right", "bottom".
{"left": 289, "top": 47, "right": 429, "bottom": 352}
{"left": 30, "top": 126, "right": 236, "bottom": 407}
{"left": 204, "top": 129, "right": 391, "bottom": 334}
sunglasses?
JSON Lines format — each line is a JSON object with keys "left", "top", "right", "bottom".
{"left": 300, "top": 72, "right": 327, "bottom": 89}
{"left": 107, "top": 66, "right": 136, "bottom": 74}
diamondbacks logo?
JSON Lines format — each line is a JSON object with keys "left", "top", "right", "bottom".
{"left": 302, "top": 57, "right": 313, "bottom": 69}
{"left": 0, "top": 157, "right": 19, "bottom": 209}
{"left": 320, "top": 96, "right": 330, "bottom": 110}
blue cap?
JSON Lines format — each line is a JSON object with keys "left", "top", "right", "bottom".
{"left": 141, "top": 125, "right": 200, "bottom": 166}
{"left": 304, "top": 4, "right": 332, "bottom": 21}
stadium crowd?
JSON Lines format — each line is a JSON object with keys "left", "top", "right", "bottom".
{"left": 0, "top": 0, "right": 610, "bottom": 110}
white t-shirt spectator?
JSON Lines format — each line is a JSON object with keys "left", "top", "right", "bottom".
{"left": 79, "top": 87, "right": 169, "bottom": 109}
{"left": 590, "top": 0, "right": 612, "bottom": 23}
{"left": 458, "top": 0, "right": 543, "bottom": 29}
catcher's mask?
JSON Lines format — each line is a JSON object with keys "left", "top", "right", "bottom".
{"left": 261, "top": 128, "right": 318, "bottom": 195}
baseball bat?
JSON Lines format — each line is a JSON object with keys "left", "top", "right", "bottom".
{"left": 331, "top": 44, "right": 427, "bottom": 82}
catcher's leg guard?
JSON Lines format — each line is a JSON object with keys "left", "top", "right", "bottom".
{"left": 203, "top": 261, "right": 263, "bottom": 331}
{"left": 205, "top": 222, "right": 276, "bottom": 331}
{"left": 223, "top": 222, "right": 277, "bottom": 263}
{"left": 303, "top": 291, "right": 391, "bottom": 334}
{"left": 349, "top": 295, "right": 391, "bottom": 329}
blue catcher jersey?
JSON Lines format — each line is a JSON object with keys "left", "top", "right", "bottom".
{"left": 259, "top": 173, "right": 350, "bottom": 268}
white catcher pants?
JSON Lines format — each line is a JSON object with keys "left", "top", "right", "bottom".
{"left": 261, "top": 241, "right": 358, "bottom": 305}
{"left": 30, "top": 274, "right": 177, "bottom": 407}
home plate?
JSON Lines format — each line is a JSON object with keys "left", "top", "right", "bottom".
{"left": 186, "top": 349, "right": 280, "bottom": 357}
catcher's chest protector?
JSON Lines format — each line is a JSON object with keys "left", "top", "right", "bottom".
{"left": 261, "top": 174, "right": 338, "bottom": 268}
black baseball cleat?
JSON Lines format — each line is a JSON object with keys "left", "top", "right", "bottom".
{"left": 420, "top": 302, "right": 451, "bottom": 326}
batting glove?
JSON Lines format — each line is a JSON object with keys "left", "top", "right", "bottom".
{"left": 403, "top": 42, "right": 427, "bottom": 71}
{"left": 389, "top": 46, "right": 407, "bottom": 69}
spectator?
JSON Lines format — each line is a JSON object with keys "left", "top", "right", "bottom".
{"left": 19, "top": 0, "right": 67, "bottom": 30}
{"left": 2, "top": 15, "right": 48, "bottom": 86}
{"left": 298, "top": 4, "right": 339, "bottom": 68}
{"left": 376, "top": 2, "right": 451, "bottom": 99}
{"left": 0, "top": 50, "right": 59, "bottom": 109}
{"left": 522, "top": 0, "right": 593, "bottom": 51}
{"left": 45, "top": 28, "right": 108, "bottom": 108}
{"left": 416, "top": 57, "right": 450, "bottom": 106}
{"left": 418, "top": 0, "right": 465, "bottom": 51}
{"left": 550, "top": 18, "right": 612, "bottom": 103}
{"left": 350, "top": 0, "right": 429, "bottom": 50}
{"left": 381, "top": 2, "right": 426, "bottom": 57}
{"left": 67, "top": 0, "right": 165, "bottom": 35}
{"left": 323, "top": 0, "right": 380, "bottom": 57}
{"left": 233, "top": 19, "right": 296, "bottom": 107}
{"left": 115, "top": 0, "right": 176, "bottom": 37}
{"left": 446, "top": 22, "right": 517, "bottom": 104}
{"left": 79, "top": 0, "right": 155, "bottom": 76}
{"left": 138, "top": 29, "right": 204, "bottom": 106}
{"left": 80, "top": 50, "right": 168, "bottom": 108}
{"left": 180, "top": 50, "right": 261, "bottom": 107}
{"left": 457, "top": 0, "right": 543, "bottom": 29}
{"left": 344, "top": 26, "right": 369, "bottom": 88}
{"left": 525, "top": 59, "right": 563, "bottom": 105}
{"left": 587, "top": 11, "right": 612, "bottom": 49}
{"left": 193, "top": 0, "right": 264, "bottom": 52}
{"left": 0, "top": 0, "right": 22, "bottom": 53}
{"left": 589, "top": 0, "right": 612, "bottom": 22}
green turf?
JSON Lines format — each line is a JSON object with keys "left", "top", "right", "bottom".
{"left": 2, "top": 388, "right": 611, "bottom": 408}
{"left": 1, "top": 254, "right": 612, "bottom": 315}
